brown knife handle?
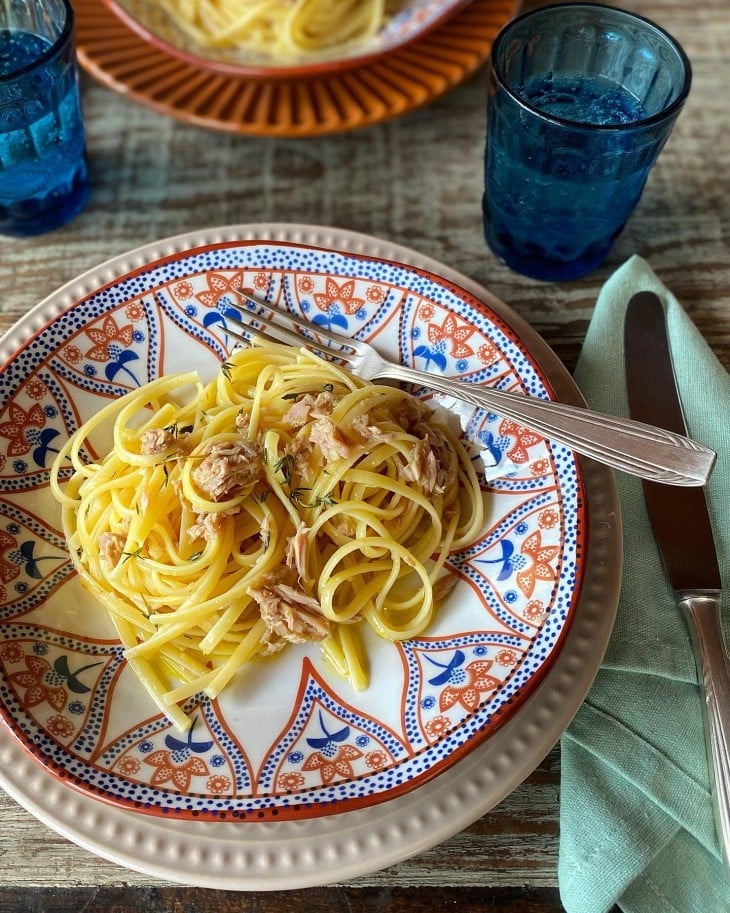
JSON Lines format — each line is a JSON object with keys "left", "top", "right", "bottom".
{"left": 680, "top": 594, "right": 730, "bottom": 871}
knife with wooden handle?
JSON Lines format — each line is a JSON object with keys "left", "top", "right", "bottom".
{"left": 624, "top": 290, "right": 730, "bottom": 872}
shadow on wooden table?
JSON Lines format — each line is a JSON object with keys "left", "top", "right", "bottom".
{"left": 0, "top": 886, "right": 610, "bottom": 912}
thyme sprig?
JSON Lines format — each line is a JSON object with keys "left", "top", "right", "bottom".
{"left": 121, "top": 546, "right": 146, "bottom": 564}
{"left": 274, "top": 453, "right": 295, "bottom": 485}
{"left": 289, "top": 487, "right": 337, "bottom": 509}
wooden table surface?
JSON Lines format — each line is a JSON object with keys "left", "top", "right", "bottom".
{"left": 0, "top": 1, "right": 727, "bottom": 910}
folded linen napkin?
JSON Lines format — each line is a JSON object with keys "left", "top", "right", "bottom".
{"left": 558, "top": 255, "right": 730, "bottom": 913}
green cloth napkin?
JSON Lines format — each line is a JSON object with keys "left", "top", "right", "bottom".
{"left": 558, "top": 255, "right": 730, "bottom": 913}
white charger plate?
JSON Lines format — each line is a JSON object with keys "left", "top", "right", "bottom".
{"left": 0, "top": 224, "right": 621, "bottom": 887}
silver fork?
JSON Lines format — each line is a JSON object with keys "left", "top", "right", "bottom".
{"left": 223, "top": 290, "right": 715, "bottom": 487}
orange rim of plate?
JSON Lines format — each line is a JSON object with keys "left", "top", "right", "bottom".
{"left": 76, "top": 0, "right": 518, "bottom": 137}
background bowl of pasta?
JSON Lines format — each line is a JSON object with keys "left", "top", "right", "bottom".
{"left": 100, "top": 0, "right": 475, "bottom": 77}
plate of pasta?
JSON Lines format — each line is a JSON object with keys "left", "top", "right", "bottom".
{"left": 0, "top": 224, "right": 615, "bottom": 845}
{"left": 101, "top": 0, "right": 474, "bottom": 77}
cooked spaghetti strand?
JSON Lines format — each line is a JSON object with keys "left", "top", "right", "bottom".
{"left": 51, "top": 341, "right": 485, "bottom": 729}
{"left": 152, "top": 0, "right": 394, "bottom": 61}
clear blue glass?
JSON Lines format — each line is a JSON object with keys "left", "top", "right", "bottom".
{"left": 482, "top": 3, "right": 691, "bottom": 281}
{"left": 0, "top": 0, "right": 89, "bottom": 237}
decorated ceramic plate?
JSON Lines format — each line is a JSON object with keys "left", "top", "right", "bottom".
{"left": 0, "top": 226, "right": 588, "bottom": 825}
{"left": 0, "top": 225, "right": 621, "bottom": 886}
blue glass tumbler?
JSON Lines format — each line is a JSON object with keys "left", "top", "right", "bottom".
{"left": 482, "top": 3, "right": 691, "bottom": 281}
{"left": 0, "top": 0, "right": 90, "bottom": 236}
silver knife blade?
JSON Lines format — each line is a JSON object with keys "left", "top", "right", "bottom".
{"left": 624, "top": 290, "right": 721, "bottom": 594}
{"left": 624, "top": 289, "right": 730, "bottom": 872}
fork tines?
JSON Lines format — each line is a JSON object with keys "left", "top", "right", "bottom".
{"left": 226, "top": 289, "right": 357, "bottom": 367}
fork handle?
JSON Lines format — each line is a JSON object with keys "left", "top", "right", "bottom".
{"left": 375, "top": 363, "right": 715, "bottom": 486}
{"left": 680, "top": 594, "right": 730, "bottom": 873}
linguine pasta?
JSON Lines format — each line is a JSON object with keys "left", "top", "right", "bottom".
{"left": 50, "top": 342, "right": 484, "bottom": 730}
{"left": 152, "top": 0, "right": 396, "bottom": 61}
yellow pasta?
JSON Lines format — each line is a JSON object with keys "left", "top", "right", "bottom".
{"left": 151, "top": 0, "right": 396, "bottom": 61}
{"left": 51, "top": 342, "right": 484, "bottom": 729}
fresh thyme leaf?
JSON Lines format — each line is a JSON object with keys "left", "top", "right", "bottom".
{"left": 281, "top": 391, "right": 302, "bottom": 401}
{"left": 188, "top": 550, "right": 204, "bottom": 562}
{"left": 322, "top": 383, "right": 334, "bottom": 392}
{"left": 274, "top": 453, "right": 294, "bottom": 472}
{"left": 221, "top": 362, "right": 233, "bottom": 380}
{"left": 275, "top": 453, "right": 295, "bottom": 484}
{"left": 288, "top": 488, "right": 336, "bottom": 508}
{"left": 121, "top": 547, "right": 145, "bottom": 564}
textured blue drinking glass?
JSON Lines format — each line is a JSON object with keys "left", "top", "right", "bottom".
{"left": 0, "top": 0, "right": 89, "bottom": 236}
{"left": 482, "top": 3, "right": 691, "bottom": 281}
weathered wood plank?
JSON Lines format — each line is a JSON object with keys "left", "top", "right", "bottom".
{"left": 0, "top": 886, "right": 585, "bottom": 913}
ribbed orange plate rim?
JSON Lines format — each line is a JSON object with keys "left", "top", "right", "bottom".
{"left": 75, "top": 0, "right": 517, "bottom": 137}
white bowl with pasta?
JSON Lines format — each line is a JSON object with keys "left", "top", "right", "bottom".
{"left": 101, "top": 0, "right": 475, "bottom": 77}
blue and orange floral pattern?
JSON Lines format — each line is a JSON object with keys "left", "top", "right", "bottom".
{"left": 400, "top": 636, "right": 526, "bottom": 747}
{"left": 0, "top": 626, "right": 123, "bottom": 755}
{"left": 413, "top": 312, "right": 476, "bottom": 371}
{"left": 97, "top": 699, "right": 253, "bottom": 799}
{"left": 311, "top": 277, "right": 366, "bottom": 329}
{"left": 257, "top": 661, "right": 406, "bottom": 799}
{"left": 0, "top": 239, "right": 584, "bottom": 820}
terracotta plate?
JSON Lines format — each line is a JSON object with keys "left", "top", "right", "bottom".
{"left": 76, "top": 0, "right": 517, "bottom": 136}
